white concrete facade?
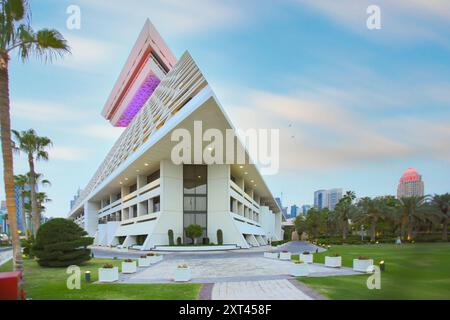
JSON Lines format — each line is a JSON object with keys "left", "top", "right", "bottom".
{"left": 68, "top": 21, "right": 282, "bottom": 251}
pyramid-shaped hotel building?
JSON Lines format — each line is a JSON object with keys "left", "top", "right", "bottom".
{"left": 68, "top": 20, "right": 282, "bottom": 250}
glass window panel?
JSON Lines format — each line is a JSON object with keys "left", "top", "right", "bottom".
{"left": 184, "top": 197, "right": 195, "bottom": 211}
{"left": 195, "top": 214, "right": 207, "bottom": 228}
{"left": 195, "top": 197, "right": 207, "bottom": 211}
{"left": 184, "top": 213, "right": 196, "bottom": 227}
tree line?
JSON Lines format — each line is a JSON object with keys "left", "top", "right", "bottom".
{"left": 294, "top": 191, "right": 450, "bottom": 243}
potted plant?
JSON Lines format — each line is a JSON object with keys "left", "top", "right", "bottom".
{"left": 147, "top": 252, "right": 163, "bottom": 264}
{"left": 174, "top": 264, "right": 192, "bottom": 282}
{"left": 353, "top": 256, "right": 374, "bottom": 273}
{"left": 290, "top": 260, "right": 309, "bottom": 277}
{"left": 264, "top": 251, "right": 279, "bottom": 259}
{"left": 121, "top": 259, "right": 137, "bottom": 274}
{"left": 279, "top": 250, "right": 291, "bottom": 260}
{"left": 138, "top": 255, "right": 151, "bottom": 267}
{"left": 98, "top": 263, "right": 119, "bottom": 282}
{"left": 300, "top": 251, "right": 313, "bottom": 264}
{"left": 325, "top": 253, "right": 342, "bottom": 268}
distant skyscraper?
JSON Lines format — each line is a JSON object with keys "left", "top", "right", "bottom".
{"left": 290, "top": 205, "right": 299, "bottom": 218}
{"left": 0, "top": 201, "right": 8, "bottom": 235}
{"left": 14, "top": 185, "right": 25, "bottom": 233}
{"left": 327, "top": 188, "right": 343, "bottom": 210}
{"left": 314, "top": 190, "right": 328, "bottom": 210}
{"left": 314, "top": 188, "right": 343, "bottom": 210}
{"left": 302, "top": 205, "right": 311, "bottom": 215}
{"left": 397, "top": 168, "right": 424, "bottom": 199}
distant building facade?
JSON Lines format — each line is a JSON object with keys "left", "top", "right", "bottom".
{"left": 302, "top": 205, "right": 311, "bottom": 215}
{"left": 0, "top": 201, "right": 8, "bottom": 235}
{"left": 290, "top": 205, "right": 299, "bottom": 218}
{"left": 314, "top": 188, "right": 343, "bottom": 210}
{"left": 397, "top": 168, "right": 424, "bottom": 199}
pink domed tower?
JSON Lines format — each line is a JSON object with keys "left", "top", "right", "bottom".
{"left": 397, "top": 168, "right": 424, "bottom": 199}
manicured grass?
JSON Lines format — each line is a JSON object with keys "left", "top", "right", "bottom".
{"left": 295, "top": 243, "right": 450, "bottom": 300}
{"left": 0, "top": 258, "right": 201, "bottom": 300}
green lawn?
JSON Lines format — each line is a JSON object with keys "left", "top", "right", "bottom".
{"left": 0, "top": 258, "right": 201, "bottom": 300}
{"left": 295, "top": 243, "right": 450, "bottom": 300}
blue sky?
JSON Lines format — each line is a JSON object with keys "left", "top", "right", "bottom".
{"left": 1, "top": 0, "right": 450, "bottom": 216}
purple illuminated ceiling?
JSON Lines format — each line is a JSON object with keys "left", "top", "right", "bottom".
{"left": 116, "top": 74, "right": 161, "bottom": 127}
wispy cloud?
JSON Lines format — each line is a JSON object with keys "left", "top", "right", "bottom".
{"left": 224, "top": 88, "right": 450, "bottom": 171}
{"left": 49, "top": 146, "right": 90, "bottom": 161}
{"left": 55, "top": 34, "right": 116, "bottom": 70}
{"left": 11, "top": 100, "right": 86, "bottom": 122}
{"left": 77, "top": 0, "right": 251, "bottom": 37}
{"left": 295, "top": 0, "right": 450, "bottom": 46}
{"left": 80, "top": 124, "right": 124, "bottom": 141}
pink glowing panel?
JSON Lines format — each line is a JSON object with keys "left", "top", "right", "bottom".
{"left": 117, "top": 74, "right": 161, "bottom": 127}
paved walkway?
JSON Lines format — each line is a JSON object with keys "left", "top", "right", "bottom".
{"left": 119, "top": 256, "right": 359, "bottom": 284}
{"left": 211, "top": 279, "right": 313, "bottom": 300}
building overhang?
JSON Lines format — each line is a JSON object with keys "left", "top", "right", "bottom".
{"left": 69, "top": 85, "right": 280, "bottom": 217}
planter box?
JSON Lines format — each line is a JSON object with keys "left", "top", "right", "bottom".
{"left": 98, "top": 267, "right": 119, "bottom": 282}
{"left": 148, "top": 255, "right": 163, "bottom": 264}
{"left": 290, "top": 263, "right": 309, "bottom": 277}
{"left": 279, "top": 252, "right": 292, "bottom": 260}
{"left": 138, "top": 257, "right": 151, "bottom": 267}
{"left": 264, "top": 252, "right": 279, "bottom": 259}
{"left": 121, "top": 261, "right": 137, "bottom": 274}
{"left": 325, "top": 256, "right": 342, "bottom": 268}
{"left": 174, "top": 268, "right": 192, "bottom": 282}
{"left": 300, "top": 253, "right": 313, "bottom": 264}
{"left": 353, "top": 259, "right": 374, "bottom": 273}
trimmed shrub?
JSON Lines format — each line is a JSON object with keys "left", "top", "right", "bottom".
{"left": 217, "top": 229, "right": 223, "bottom": 245}
{"left": 176, "top": 237, "right": 182, "bottom": 246}
{"left": 33, "top": 218, "right": 93, "bottom": 267}
{"left": 203, "top": 237, "right": 210, "bottom": 245}
{"left": 21, "top": 235, "right": 35, "bottom": 258}
{"left": 168, "top": 229, "right": 174, "bottom": 246}
{"left": 185, "top": 224, "right": 203, "bottom": 244}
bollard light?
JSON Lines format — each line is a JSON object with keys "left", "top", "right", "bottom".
{"left": 379, "top": 260, "right": 385, "bottom": 272}
{"left": 85, "top": 271, "right": 91, "bottom": 283}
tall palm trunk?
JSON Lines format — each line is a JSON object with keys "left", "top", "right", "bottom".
{"left": 401, "top": 215, "right": 407, "bottom": 240}
{"left": 442, "top": 216, "right": 448, "bottom": 242}
{"left": 0, "top": 53, "right": 22, "bottom": 271}
{"left": 342, "top": 220, "right": 347, "bottom": 240}
{"left": 28, "top": 155, "right": 40, "bottom": 236}
{"left": 370, "top": 222, "right": 377, "bottom": 242}
{"left": 407, "top": 216, "right": 413, "bottom": 241}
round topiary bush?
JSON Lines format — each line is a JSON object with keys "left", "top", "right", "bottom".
{"left": 32, "top": 218, "right": 94, "bottom": 267}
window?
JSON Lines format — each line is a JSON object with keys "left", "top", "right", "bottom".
{"left": 183, "top": 165, "right": 207, "bottom": 243}
{"left": 147, "top": 170, "right": 160, "bottom": 184}
{"left": 129, "top": 184, "right": 137, "bottom": 193}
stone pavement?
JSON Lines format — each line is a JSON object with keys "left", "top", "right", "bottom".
{"left": 119, "top": 256, "right": 359, "bottom": 284}
{"left": 211, "top": 279, "right": 313, "bottom": 300}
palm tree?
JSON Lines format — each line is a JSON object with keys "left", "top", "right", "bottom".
{"left": 334, "top": 191, "right": 357, "bottom": 240}
{"left": 24, "top": 191, "right": 51, "bottom": 219}
{"left": 398, "top": 196, "right": 430, "bottom": 240}
{"left": 431, "top": 194, "right": 450, "bottom": 241}
{"left": 0, "top": 0, "right": 69, "bottom": 271}
{"left": 12, "top": 129, "right": 52, "bottom": 236}
{"left": 354, "top": 197, "right": 394, "bottom": 242}
{"left": 13, "top": 174, "right": 28, "bottom": 238}
{"left": 18, "top": 172, "right": 50, "bottom": 235}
